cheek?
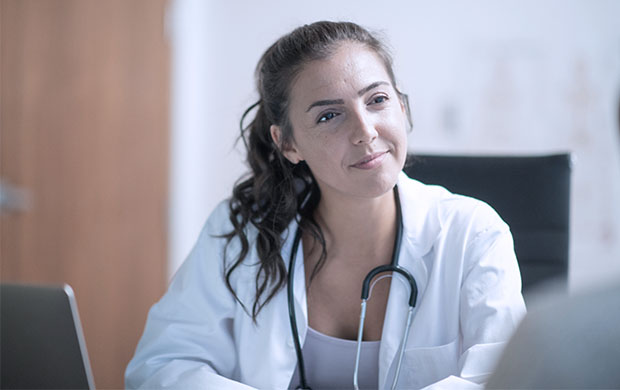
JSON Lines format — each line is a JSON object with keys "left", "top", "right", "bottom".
{"left": 308, "top": 135, "right": 342, "bottom": 162}
{"left": 382, "top": 114, "right": 409, "bottom": 165}
{"left": 384, "top": 113, "right": 408, "bottom": 144}
{"left": 297, "top": 131, "right": 347, "bottom": 169}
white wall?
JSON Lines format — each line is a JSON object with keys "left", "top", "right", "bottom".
{"left": 168, "top": 0, "right": 620, "bottom": 291}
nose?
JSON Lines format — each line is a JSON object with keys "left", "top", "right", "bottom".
{"left": 349, "top": 109, "right": 378, "bottom": 145}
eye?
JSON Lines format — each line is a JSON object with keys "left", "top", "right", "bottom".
{"left": 370, "top": 95, "right": 389, "bottom": 105}
{"left": 317, "top": 111, "right": 339, "bottom": 123}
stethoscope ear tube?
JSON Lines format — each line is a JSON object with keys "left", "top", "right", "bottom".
{"left": 355, "top": 266, "right": 418, "bottom": 390}
{"left": 353, "top": 300, "right": 368, "bottom": 390}
{"left": 391, "top": 306, "right": 415, "bottom": 390}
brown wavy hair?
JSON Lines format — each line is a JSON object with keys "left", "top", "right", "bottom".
{"left": 222, "top": 21, "right": 411, "bottom": 321}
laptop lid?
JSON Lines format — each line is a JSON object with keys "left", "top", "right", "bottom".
{"left": 1, "top": 283, "right": 96, "bottom": 389}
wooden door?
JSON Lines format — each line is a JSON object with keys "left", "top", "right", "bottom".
{"left": 1, "top": 1, "right": 169, "bottom": 388}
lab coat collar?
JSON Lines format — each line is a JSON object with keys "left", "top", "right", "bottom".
{"left": 397, "top": 171, "right": 442, "bottom": 257}
{"left": 378, "top": 172, "right": 440, "bottom": 389}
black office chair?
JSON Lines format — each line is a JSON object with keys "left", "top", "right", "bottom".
{"left": 403, "top": 153, "right": 572, "bottom": 300}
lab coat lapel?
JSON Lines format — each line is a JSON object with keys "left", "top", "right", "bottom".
{"left": 284, "top": 221, "right": 309, "bottom": 385}
{"left": 247, "top": 220, "right": 307, "bottom": 389}
{"left": 379, "top": 173, "right": 437, "bottom": 389}
{"left": 278, "top": 219, "right": 308, "bottom": 333}
{"left": 290, "top": 225, "right": 309, "bottom": 340}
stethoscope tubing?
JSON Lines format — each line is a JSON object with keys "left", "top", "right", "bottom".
{"left": 288, "top": 187, "right": 418, "bottom": 390}
{"left": 288, "top": 227, "right": 309, "bottom": 389}
{"left": 353, "top": 265, "right": 418, "bottom": 390}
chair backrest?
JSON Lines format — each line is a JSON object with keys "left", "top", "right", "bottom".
{"left": 403, "top": 153, "right": 571, "bottom": 299}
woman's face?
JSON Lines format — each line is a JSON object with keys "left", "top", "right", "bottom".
{"left": 272, "top": 42, "right": 408, "bottom": 201}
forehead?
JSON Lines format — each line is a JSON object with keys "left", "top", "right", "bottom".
{"left": 289, "top": 43, "right": 391, "bottom": 105}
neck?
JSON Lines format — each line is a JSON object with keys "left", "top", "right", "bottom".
{"left": 312, "top": 187, "right": 398, "bottom": 263}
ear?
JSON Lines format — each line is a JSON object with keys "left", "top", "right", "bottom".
{"left": 398, "top": 92, "right": 413, "bottom": 129}
{"left": 398, "top": 93, "right": 407, "bottom": 113}
{"left": 270, "top": 125, "right": 303, "bottom": 164}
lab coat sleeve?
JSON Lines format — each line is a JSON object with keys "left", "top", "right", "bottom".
{"left": 125, "top": 203, "right": 257, "bottom": 389}
{"left": 457, "top": 204, "right": 527, "bottom": 385}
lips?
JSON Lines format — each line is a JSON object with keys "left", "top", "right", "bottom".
{"left": 350, "top": 151, "right": 388, "bottom": 169}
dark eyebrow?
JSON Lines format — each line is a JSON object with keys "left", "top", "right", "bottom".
{"left": 357, "top": 81, "right": 390, "bottom": 96}
{"left": 305, "top": 81, "right": 391, "bottom": 112}
{"left": 306, "top": 99, "right": 345, "bottom": 112}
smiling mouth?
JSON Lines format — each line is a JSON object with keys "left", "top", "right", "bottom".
{"left": 351, "top": 151, "right": 388, "bottom": 169}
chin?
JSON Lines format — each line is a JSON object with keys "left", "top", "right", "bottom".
{"left": 348, "top": 167, "right": 401, "bottom": 199}
{"left": 315, "top": 157, "right": 404, "bottom": 200}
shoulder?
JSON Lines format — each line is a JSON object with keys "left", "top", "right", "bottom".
{"left": 166, "top": 199, "right": 262, "bottom": 308}
{"left": 197, "top": 199, "right": 261, "bottom": 251}
{"left": 170, "top": 199, "right": 234, "bottom": 282}
{"left": 203, "top": 199, "right": 235, "bottom": 236}
{"left": 398, "top": 172, "right": 510, "bottom": 250}
{"left": 173, "top": 199, "right": 257, "bottom": 283}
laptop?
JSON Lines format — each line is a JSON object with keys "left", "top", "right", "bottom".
{"left": 1, "top": 283, "right": 96, "bottom": 389}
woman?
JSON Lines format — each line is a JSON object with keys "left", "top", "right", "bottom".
{"left": 126, "top": 21, "right": 525, "bottom": 389}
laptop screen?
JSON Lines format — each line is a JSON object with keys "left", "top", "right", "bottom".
{"left": 1, "top": 283, "right": 96, "bottom": 389}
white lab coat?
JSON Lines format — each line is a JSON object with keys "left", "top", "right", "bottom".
{"left": 126, "top": 172, "right": 526, "bottom": 389}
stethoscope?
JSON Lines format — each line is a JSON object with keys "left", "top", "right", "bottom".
{"left": 287, "top": 188, "right": 419, "bottom": 390}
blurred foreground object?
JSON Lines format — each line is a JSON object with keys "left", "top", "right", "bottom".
{"left": 487, "top": 281, "right": 620, "bottom": 389}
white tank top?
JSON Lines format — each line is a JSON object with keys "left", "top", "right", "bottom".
{"left": 288, "top": 327, "right": 380, "bottom": 389}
